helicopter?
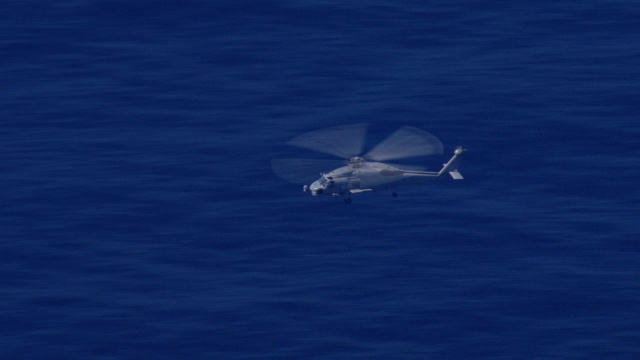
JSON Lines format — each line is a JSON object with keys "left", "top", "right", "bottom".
{"left": 272, "top": 124, "right": 465, "bottom": 204}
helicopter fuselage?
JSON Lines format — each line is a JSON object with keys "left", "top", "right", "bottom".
{"left": 309, "top": 161, "right": 421, "bottom": 197}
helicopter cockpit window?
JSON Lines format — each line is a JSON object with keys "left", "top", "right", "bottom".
{"left": 319, "top": 176, "right": 329, "bottom": 187}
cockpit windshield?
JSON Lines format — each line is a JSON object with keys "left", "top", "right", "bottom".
{"left": 319, "top": 176, "right": 329, "bottom": 187}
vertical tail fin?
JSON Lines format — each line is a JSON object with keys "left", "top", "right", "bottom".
{"left": 438, "top": 147, "right": 466, "bottom": 180}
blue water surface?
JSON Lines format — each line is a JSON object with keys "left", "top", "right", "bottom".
{"left": 2, "top": 1, "right": 639, "bottom": 359}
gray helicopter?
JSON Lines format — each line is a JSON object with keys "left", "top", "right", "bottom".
{"left": 272, "top": 124, "right": 465, "bottom": 204}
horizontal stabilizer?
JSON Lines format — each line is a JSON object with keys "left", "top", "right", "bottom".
{"left": 449, "top": 170, "right": 464, "bottom": 180}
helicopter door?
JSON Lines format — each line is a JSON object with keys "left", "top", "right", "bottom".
{"left": 349, "top": 178, "right": 360, "bottom": 189}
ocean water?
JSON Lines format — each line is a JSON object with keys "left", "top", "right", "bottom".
{"left": 2, "top": 1, "right": 639, "bottom": 359}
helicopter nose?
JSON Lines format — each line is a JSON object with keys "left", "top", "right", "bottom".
{"left": 309, "top": 181, "right": 321, "bottom": 195}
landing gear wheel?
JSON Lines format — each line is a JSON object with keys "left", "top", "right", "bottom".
{"left": 391, "top": 192, "right": 398, "bottom": 198}
{"left": 344, "top": 197, "right": 352, "bottom": 204}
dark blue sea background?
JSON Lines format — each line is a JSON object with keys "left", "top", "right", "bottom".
{"left": 2, "top": 1, "right": 639, "bottom": 359}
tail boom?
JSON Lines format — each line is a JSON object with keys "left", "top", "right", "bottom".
{"left": 399, "top": 147, "right": 466, "bottom": 179}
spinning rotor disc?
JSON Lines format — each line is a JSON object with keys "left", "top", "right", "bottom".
{"left": 272, "top": 124, "right": 444, "bottom": 184}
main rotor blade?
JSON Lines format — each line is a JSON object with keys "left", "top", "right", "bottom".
{"left": 364, "top": 126, "right": 444, "bottom": 161}
{"left": 386, "top": 163, "right": 428, "bottom": 171}
{"left": 286, "top": 123, "right": 368, "bottom": 159}
{"left": 271, "top": 158, "right": 345, "bottom": 184}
